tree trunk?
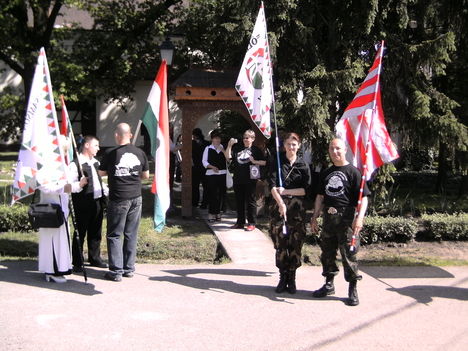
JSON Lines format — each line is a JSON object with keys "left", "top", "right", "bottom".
{"left": 435, "top": 141, "right": 448, "bottom": 193}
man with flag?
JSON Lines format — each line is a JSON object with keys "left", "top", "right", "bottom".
{"left": 99, "top": 123, "right": 149, "bottom": 281}
{"left": 310, "top": 138, "right": 370, "bottom": 306}
{"left": 310, "top": 42, "right": 398, "bottom": 306}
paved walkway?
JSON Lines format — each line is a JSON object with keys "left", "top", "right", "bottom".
{"left": 1, "top": 206, "right": 467, "bottom": 350}
{"left": 196, "top": 208, "right": 275, "bottom": 265}
{"left": 1, "top": 261, "right": 467, "bottom": 351}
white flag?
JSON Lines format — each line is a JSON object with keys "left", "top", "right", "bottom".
{"left": 12, "top": 48, "right": 68, "bottom": 204}
{"left": 235, "top": 1, "right": 272, "bottom": 138}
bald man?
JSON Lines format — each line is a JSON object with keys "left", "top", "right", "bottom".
{"left": 310, "top": 138, "right": 370, "bottom": 306}
{"left": 99, "top": 123, "right": 149, "bottom": 282}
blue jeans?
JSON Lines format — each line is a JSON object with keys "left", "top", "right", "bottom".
{"left": 106, "top": 196, "right": 142, "bottom": 275}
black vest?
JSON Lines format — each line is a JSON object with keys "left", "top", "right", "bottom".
{"left": 72, "top": 159, "right": 104, "bottom": 202}
{"left": 207, "top": 148, "right": 226, "bottom": 170}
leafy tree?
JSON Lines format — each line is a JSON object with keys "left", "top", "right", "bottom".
{"left": 0, "top": 0, "right": 181, "bottom": 138}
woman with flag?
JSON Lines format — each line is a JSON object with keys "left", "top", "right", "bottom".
{"left": 39, "top": 136, "right": 86, "bottom": 283}
{"left": 269, "top": 132, "right": 310, "bottom": 294}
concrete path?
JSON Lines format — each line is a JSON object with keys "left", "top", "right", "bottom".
{"left": 1, "top": 261, "right": 467, "bottom": 351}
{"left": 196, "top": 208, "right": 275, "bottom": 265}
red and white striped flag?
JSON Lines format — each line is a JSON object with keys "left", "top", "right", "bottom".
{"left": 335, "top": 42, "right": 399, "bottom": 180}
{"left": 140, "top": 60, "right": 170, "bottom": 232}
{"left": 235, "top": 1, "right": 272, "bottom": 138}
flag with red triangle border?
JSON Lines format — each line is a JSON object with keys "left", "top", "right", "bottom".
{"left": 12, "top": 48, "right": 68, "bottom": 204}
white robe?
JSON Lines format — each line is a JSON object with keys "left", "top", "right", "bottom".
{"left": 37, "top": 184, "right": 72, "bottom": 275}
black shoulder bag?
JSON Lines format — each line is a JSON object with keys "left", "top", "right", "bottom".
{"left": 28, "top": 192, "right": 64, "bottom": 230}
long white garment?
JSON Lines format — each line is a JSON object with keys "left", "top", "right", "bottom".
{"left": 37, "top": 183, "right": 72, "bottom": 275}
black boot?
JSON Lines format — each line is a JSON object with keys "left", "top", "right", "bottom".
{"left": 275, "top": 270, "right": 288, "bottom": 293}
{"left": 347, "top": 280, "right": 359, "bottom": 306}
{"left": 287, "top": 270, "right": 297, "bottom": 294}
{"left": 312, "top": 276, "right": 335, "bottom": 298}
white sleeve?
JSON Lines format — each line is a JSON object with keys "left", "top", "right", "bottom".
{"left": 68, "top": 162, "right": 83, "bottom": 193}
{"left": 202, "top": 146, "right": 209, "bottom": 168}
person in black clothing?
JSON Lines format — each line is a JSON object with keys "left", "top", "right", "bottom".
{"left": 202, "top": 129, "right": 235, "bottom": 222}
{"left": 98, "top": 123, "right": 149, "bottom": 282}
{"left": 225, "top": 129, "right": 266, "bottom": 231}
{"left": 310, "top": 138, "right": 370, "bottom": 306}
{"left": 269, "top": 132, "right": 310, "bottom": 294}
{"left": 70, "top": 135, "right": 109, "bottom": 271}
{"left": 192, "top": 128, "right": 209, "bottom": 207}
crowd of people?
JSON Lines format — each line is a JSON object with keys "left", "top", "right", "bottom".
{"left": 36, "top": 124, "right": 369, "bottom": 306}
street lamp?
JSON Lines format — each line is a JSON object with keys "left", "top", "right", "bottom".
{"left": 160, "top": 37, "right": 175, "bottom": 66}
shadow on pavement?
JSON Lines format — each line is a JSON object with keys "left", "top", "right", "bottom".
{"left": 361, "top": 265, "right": 455, "bottom": 279}
{"left": 0, "top": 260, "right": 102, "bottom": 296}
{"left": 388, "top": 284, "right": 468, "bottom": 304}
{"left": 149, "top": 267, "right": 349, "bottom": 304}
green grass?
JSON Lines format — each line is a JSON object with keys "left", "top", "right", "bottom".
{"left": 0, "top": 217, "right": 224, "bottom": 264}
{"left": 0, "top": 149, "right": 223, "bottom": 264}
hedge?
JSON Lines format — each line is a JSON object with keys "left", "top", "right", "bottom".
{"left": 0, "top": 204, "right": 33, "bottom": 232}
{"left": 360, "top": 216, "right": 418, "bottom": 244}
{"left": 420, "top": 213, "right": 468, "bottom": 241}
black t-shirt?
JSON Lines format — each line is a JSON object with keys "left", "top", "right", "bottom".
{"left": 99, "top": 144, "right": 149, "bottom": 201}
{"left": 231, "top": 144, "right": 265, "bottom": 184}
{"left": 269, "top": 153, "right": 310, "bottom": 190}
{"left": 318, "top": 164, "right": 370, "bottom": 207}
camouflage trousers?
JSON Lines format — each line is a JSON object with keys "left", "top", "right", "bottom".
{"left": 269, "top": 197, "right": 306, "bottom": 271}
{"left": 319, "top": 207, "right": 362, "bottom": 282}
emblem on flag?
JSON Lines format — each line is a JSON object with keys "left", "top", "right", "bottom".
{"left": 235, "top": 2, "right": 272, "bottom": 138}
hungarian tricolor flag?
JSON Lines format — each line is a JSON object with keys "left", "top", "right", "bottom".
{"left": 141, "top": 60, "right": 170, "bottom": 232}
{"left": 335, "top": 42, "right": 399, "bottom": 180}
{"left": 12, "top": 48, "right": 68, "bottom": 204}
{"left": 235, "top": 1, "right": 272, "bottom": 138}
{"left": 60, "top": 95, "right": 74, "bottom": 165}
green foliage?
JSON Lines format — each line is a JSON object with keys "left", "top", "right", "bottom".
{"left": 0, "top": 88, "right": 23, "bottom": 140}
{"left": 0, "top": 204, "right": 33, "bottom": 233}
{"left": 360, "top": 216, "right": 419, "bottom": 244}
{"left": 420, "top": 213, "right": 468, "bottom": 241}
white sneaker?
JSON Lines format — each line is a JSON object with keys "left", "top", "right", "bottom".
{"left": 45, "top": 274, "right": 67, "bottom": 283}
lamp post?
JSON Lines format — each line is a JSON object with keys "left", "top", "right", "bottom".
{"left": 160, "top": 37, "right": 175, "bottom": 66}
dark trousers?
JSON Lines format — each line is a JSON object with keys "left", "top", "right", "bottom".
{"left": 206, "top": 174, "right": 226, "bottom": 215}
{"left": 319, "top": 208, "right": 362, "bottom": 282}
{"left": 192, "top": 167, "right": 206, "bottom": 207}
{"left": 269, "top": 197, "right": 306, "bottom": 271}
{"left": 72, "top": 197, "right": 104, "bottom": 266}
{"left": 233, "top": 181, "right": 257, "bottom": 225}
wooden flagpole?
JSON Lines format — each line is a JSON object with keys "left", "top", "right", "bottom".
{"left": 350, "top": 40, "right": 385, "bottom": 252}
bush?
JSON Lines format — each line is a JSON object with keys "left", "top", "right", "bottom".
{"left": 360, "top": 216, "right": 418, "bottom": 244}
{"left": 0, "top": 204, "right": 33, "bottom": 232}
{"left": 420, "top": 213, "right": 468, "bottom": 241}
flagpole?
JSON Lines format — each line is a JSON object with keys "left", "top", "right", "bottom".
{"left": 350, "top": 40, "right": 385, "bottom": 252}
{"left": 264, "top": 2, "right": 288, "bottom": 235}
{"left": 132, "top": 120, "right": 143, "bottom": 145}
{"left": 60, "top": 95, "right": 88, "bottom": 281}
